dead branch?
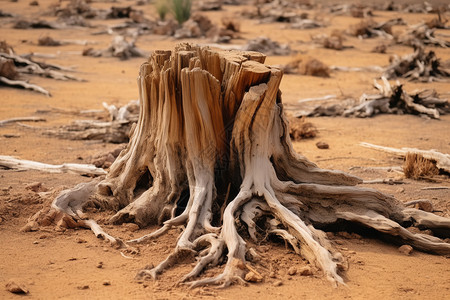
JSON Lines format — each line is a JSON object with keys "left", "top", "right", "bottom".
{"left": 0, "top": 116, "right": 46, "bottom": 127}
{"left": 0, "top": 155, "right": 106, "bottom": 176}
{"left": 0, "top": 76, "right": 51, "bottom": 96}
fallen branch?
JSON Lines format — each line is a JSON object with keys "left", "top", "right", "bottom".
{"left": 0, "top": 76, "right": 51, "bottom": 96}
{"left": 0, "top": 155, "right": 106, "bottom": 176}
{"left": 421, "top": 186, "right": 450, "bottom": 190}
{"left": 362, "top": 178, "right": 404, "bottom": 184}
{"left": 0, "top": 116, "right": 46, "bottom": 127}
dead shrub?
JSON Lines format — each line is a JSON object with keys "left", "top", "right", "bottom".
{"left": 403, "top": 153, "right": 439, "bottom": 180}
{"left": 288, "top": 116, "right": 318, "bottom": 141}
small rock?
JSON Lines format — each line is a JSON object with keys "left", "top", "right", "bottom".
{"left": 33, "top": 241, "right": 39, "bottom": 245}
{"left": 396, "top": 187, "right": 405, "bottom": 193}
{"left": 105, "top": 153, "right": 116, "bottom": 163}
{"left": 76, "top": 238, "right": 87, "bottom": 244}
{"left": 122, "top": 223, "right": 140, "bottom": 232}
{"left": 25, "top": 182, "right": 47, "bottom": 193}
{"left": 287, "top": 267, "right": 297, "bottom": 276}
{"left": 398, "top": 245, "right": 413, "bottom": 255}
{"left": 316, "top": 141, "right": 329, "bottom": 149}
{"left": 269, "top": 271, "right": 276, "bottom": 278}
{"left": 77, "top": 285, "right": 89, "bottom": 290}
{"left": 97, "top": 262, "right": 103, "bottom": 268}
{"left": 20, "top": 221, "right": 39, "bottom": 232}
{"left": 273, "top": 280, "right": 283, "bottom": 287}
{"left": 418, "top": 201, "right": 433, "bottom": 212}
{"left": 5, "top": 280, "right": 29, "bottom": 294}
{"left": 298, "top": 266, "right": 313, "bottom": 276}
{"left": 244, "top": 271, "right": 263, "bottom": 282}
{"left": 29, "top": 1, "right": 39, "bottom": 6}
{"left": 102, "top": 280, "right": 111, "bottom": 286}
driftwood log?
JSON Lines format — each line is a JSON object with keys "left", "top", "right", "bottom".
{"left": 28, "top": 44, "right": 450, "bottom": 287}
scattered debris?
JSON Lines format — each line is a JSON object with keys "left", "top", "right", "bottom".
{"left": 195, "top": 0, "right": 222, "bottom": 11}
{"left": 371, "top": 43, "right": 387, "bottom": 53}
{"left": 244, "top": 37, "right": 291, "bottom": 56}
{"left": 45, "top": 100, "right": 138, "bottom": 143}
{"left": 403, "top": 153, "right": 440, "bottom": 180}
{"left": 343, "top": 77, "right": 449, "bottom": 119}
{"left": 289, "top": 19, "right": 325, "bottom": 29}
{"left": 38, "top": 36, "right": 94, "bottom": 47}
{"left": 13, "top": 19, "right": 62, "bottom": 29}
{"left": 383, "top": 46, "right": 450, "bottom": 82}
{"left": 0, "top": 42, "right": 84, "bottom": 95}
{"left": 83, "top": 36, "right": 145, "bottom": 60}
{"left": 396, "top": 20, "right": 450, "bottom": 48}
{"left": 244, "top": 0, "right": 314, "bottom": 23}
{"left": 288, "top": 116, "right": 317, "bottom": 141}
{"left": 0, "top": 10, "right": 14, "bottom": 18}
{"left": 327, "top": 3, "right": 372, "bottom": 17}
{"left": 346, "top": 18, "right": 404, "bottom": 39}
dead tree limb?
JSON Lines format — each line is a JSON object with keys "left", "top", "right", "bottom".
{"left": 0, "top": 116, "right": 46, "bottom": 127}
{"left": 27, "top": 44, "right": 450, "bottom": 288}
{"left": 0, "top": 155, "right": 106, "bottom": 175}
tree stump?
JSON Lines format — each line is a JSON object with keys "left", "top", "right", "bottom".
{"left": 33, "top": 43, "right": 450, "bottom": 287}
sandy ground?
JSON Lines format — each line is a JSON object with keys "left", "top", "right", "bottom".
{"left": 1, "top": 0, "right": 449, "bottom": 299}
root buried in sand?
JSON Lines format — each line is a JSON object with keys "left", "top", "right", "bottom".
{"left": 28, "top": 44, "right": 450, "bottom": 288}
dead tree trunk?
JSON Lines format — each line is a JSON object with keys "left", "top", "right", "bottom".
{"left": 32, "top": 44, "right": 450, "bottom": 287}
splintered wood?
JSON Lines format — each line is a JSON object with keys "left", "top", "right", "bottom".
{"left": 28, "top": 44, "right": 450, "bottom": 289}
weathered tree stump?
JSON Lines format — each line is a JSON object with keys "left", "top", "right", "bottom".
{"left": 32, "top": 44, "right": 450, "bottom": 287}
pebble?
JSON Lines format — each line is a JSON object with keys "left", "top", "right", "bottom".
{"left": 102, "top": 280, "right": 111, "bottom": 286}
{"left": 298, "top": 266, "right": 313, "bottom": 276}
{"left": 396, "top": 187, "right": 405, "bottom": 193}
{"left": 97, "top": 262, "right": 103, "bottom": 268}
{"left": 287, "top": 267, "right": 297, "bottom": 276}
{"left": 5, "top": 280, "right": 29, "bottom": 294}
{"left": 398, "top": 245, "right": 413, "bottom": 255}
{"left": 316, "top": 141, "right": 329, "bottom": 149}
{"left": 273, "top": 280, "right": 283, "bottom": 287}
{"left": 76, "top": 238, "right": 87, "bottom": 244}
{"left": 122, "top": 223, "right": 140, "bottom": 232}
{"left": 269, "top": 271, "right": 277, "bottom": 278}
{"left": 77, "top": 285, "right": 89, "bottom": 290}
{"left": 244, "top": 271, "right": 263, "bottom": 283}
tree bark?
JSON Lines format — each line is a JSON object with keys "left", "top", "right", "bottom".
{"left": 31, "top": 44, "right": 450, "bottom": 287}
